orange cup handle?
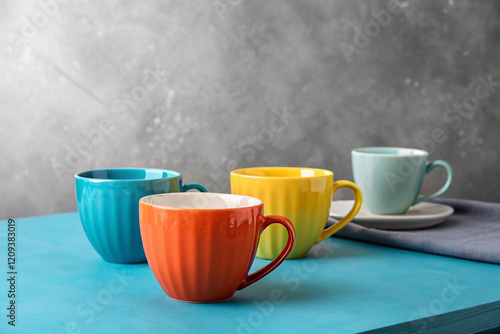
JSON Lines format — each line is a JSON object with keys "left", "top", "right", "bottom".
{"left": 237, "top": 215, "right": 296, "bottom": 290}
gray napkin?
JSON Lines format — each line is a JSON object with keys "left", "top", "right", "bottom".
{"left": 333, "top": 198, "right": 500, "bottom": 264}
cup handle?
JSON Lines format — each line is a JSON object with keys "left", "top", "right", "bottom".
{"left": 181, "top": 183, "right": 207, "bottom": 192}
{"left": 315, "top": 180, "right": 362, "bottom": 244}
{"left": 413, "top": 160, "right": 453, "bottom": 205}
{"left": 237, "top": 215, "right": 295, "bottom": 290}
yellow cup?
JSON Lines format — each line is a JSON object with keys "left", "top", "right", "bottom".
{"left": 230, "top": 167, "right": 362, "bottom": 259}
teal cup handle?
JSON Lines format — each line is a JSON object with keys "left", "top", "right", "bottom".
{"left": 181, "top": 183, "right": 207, "bottom": 192}
{"left": 413, "top": 160, "right": 453, "bottom": 205}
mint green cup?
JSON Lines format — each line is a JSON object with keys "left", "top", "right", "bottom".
{"left": 352, "top": 147, "right": 453, "bottom": 215}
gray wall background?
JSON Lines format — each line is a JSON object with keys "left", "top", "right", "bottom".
{"left": 1, "top": 0, "right": 499, "bottom": 219}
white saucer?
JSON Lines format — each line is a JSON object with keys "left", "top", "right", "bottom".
{"left": 329, "top": 200, "right": 454, "bottom": 230}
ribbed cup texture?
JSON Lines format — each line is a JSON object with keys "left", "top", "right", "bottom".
{"left": 140, "top": 205, "right": 261, "bottom": 303}
{"left": 76, "top": 177, "right": 177, "bottom": 264}
{"left": 77, "top": 187, "right": 147, "bottom": 264}
{"left": 231, "top": 174, "right": 333, "bottom": 259}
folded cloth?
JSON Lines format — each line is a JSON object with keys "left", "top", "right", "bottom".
{"left": 333, "top": 198, "right": 500, "bottom": 264}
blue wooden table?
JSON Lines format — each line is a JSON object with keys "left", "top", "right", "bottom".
{"left": 0, "top": 213, "right": 499, "bottom": 333}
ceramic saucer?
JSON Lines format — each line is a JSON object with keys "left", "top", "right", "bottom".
{"left": 329, "top": 200, "right": 454, "bottom": 230}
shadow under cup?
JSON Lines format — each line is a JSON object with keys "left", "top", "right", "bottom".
{"left": 75, "top": 168, "right": 207, "bottom": 264}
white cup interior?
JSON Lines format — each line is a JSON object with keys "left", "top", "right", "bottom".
{"left": 352, "top": 147, "right": 428, "bottom": 157}
{"left": 141, "top": 193, "right": 262, "bottom": 210}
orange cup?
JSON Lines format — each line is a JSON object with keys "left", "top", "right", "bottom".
{"left": 139, "top": 192, "right": 296, "bottom": 303}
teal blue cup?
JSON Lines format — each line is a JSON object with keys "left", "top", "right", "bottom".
{"left": 75, "top": 168, "right": 207, "bottom": 264}
{"left": 352, "top": 147, "right": 453, "bottom": 215}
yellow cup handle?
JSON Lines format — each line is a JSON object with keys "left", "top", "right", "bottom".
{"left": 315, "top": 180, "right": 362, "bottom": 244}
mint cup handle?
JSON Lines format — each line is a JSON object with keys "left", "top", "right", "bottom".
{"left": 181, "top": 183, "right": 207, "bottom": 192}
{"left": 413, "top": 160, "right": 453, "bottom": 205}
